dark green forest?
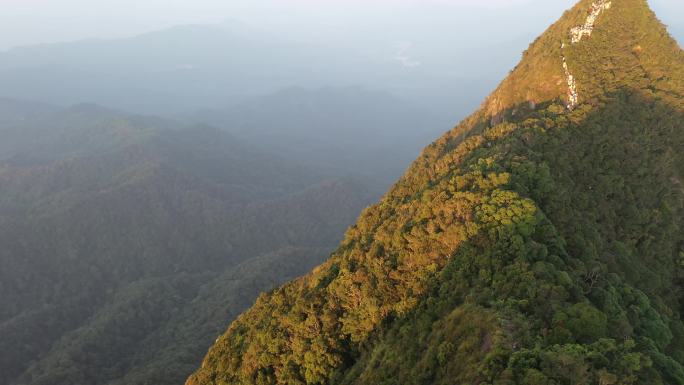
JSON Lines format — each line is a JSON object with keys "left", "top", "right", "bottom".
{"left": 187, "top": 1, "right": 684, "bottom": 384}
{"left": 0, "top": 103, "right": 379, "bottom": 385}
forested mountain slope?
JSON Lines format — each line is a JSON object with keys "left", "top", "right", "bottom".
{"left": 0, "top": 103, "right": 377, "bottom": 385}
{"left": 187, "top": 1, "right": 684, "bottom": 384}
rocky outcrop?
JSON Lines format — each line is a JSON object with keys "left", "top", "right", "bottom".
{"left": 561, "top": 50, "right": 579, "bottom": 109}
{"left": 562, "top": 0, "right": 613, "bottom": 109}
{"left": 570, "top": 0, "right": 613, "bottom": 43}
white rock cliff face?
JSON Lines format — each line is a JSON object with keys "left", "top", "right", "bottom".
{"left": 562, "top": 0, "right": 612, "bottom": 109}
{"left": 571, "top": 0, "right": 613, "bottom": 43}
{"left": 562, "top": 53, "right": 579, "bottom": 109}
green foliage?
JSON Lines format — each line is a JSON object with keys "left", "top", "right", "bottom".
{"left": 0, "top": 109, "right": 376, "bottom": 385}
{"left": 187, "top": 1, "right": 684, "bottom": 384}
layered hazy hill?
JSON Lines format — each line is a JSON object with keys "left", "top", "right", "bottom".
{"left": 187, "top": 1, "right": 684, "bottom": 384}
{"left": 0, "top": 15, "right": 559, "bottom": 120}
{"left": 0, "top": 22, "right": 443, "bottom": 116}
{"left": 0, "top": 23, "right": 314, "bottom": 115}
{"left": 0, "top": 100, "right": 379, "bottom": 385}
{"left": 189, "top": 86, "right": 445, "bottom": 183}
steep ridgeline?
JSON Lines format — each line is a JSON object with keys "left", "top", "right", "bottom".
{"left": 187, "top": 1, "right": 684, "bottom": 385}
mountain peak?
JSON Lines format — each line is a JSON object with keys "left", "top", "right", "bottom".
{"left": 480, "top": 0, "right": 682, "bottom": 122}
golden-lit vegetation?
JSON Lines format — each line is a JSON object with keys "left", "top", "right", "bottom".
{"left": 187, "top": 1, "right": 684, "bottom": 384}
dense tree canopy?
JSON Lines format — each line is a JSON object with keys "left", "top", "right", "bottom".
{"left": 187, "top": 1, "right": 684, "bottom": 384}
{"left": 0, "top": 105, "right": 377, "bottom": 385}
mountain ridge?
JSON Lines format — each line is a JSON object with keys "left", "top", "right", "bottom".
{"left": 186, "top": 1, "right": 684, "bottom": 384}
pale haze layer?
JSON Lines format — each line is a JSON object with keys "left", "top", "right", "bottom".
{"left": 1, "top": 0, "right": 682, "bottom": 50}
{"left": 0, "top": 0, "right": 681, "bottom": 122}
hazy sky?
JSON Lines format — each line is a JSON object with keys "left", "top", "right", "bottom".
{"left": 1, "top": 0, "right": 681, "bottom": 50}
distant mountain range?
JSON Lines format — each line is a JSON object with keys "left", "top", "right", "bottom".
{"left": 0, "top": 22, "right": 509, "bottom": 119}
{"left": 0, "top": 99, "right": 378, "bottom": 385}
{"left": 0, "top": 10, "right": 680, "bottom": 120}
{"left": 188, "top": 86, "right": 447, "bottom": 183}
